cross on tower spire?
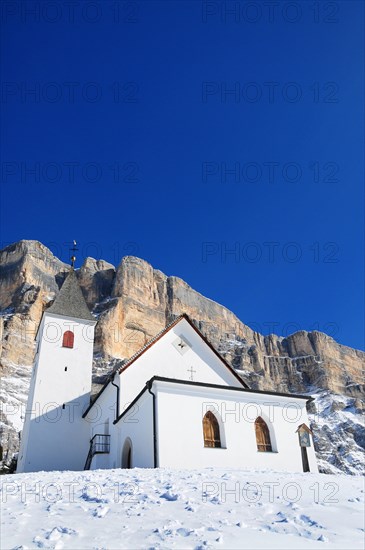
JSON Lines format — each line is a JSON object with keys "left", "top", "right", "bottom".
{"left": 70, "top": 240, "right": 78, "bottom": 268}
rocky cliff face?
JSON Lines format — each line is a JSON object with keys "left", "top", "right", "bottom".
{"left": 0, "top": 240, "right": 364, "bottom": 474}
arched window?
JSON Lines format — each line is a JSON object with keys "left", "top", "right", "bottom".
{"left": 203, "top": 411, "right": 221, "bottom": 448}
{"left": 255, "top": 416, "right": 272, "bottom": 452}
{"left": 62, "top": 330, "right": 74, "bottom": 349}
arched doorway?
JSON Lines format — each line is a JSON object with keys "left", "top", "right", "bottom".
{"left": 121, "top": 438, "right": 132, "bottom": 469}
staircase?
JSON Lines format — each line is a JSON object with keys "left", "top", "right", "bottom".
{"left": 84, "top": 434, "right": 110, "bottom": 470}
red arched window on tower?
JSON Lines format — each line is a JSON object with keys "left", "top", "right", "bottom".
{"left": 62, "top": 330, "right": 74, "bottom": 349}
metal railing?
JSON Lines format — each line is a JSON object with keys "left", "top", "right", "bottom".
{"left": 91, "top": 433, "right": 110, "bottom": 454}
{"left": 84, "top": 433, "right": 110, "bottom": 470}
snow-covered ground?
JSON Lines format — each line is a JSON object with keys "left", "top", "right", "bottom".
{"left": 1, "top": 468, "right": 364, "bottom": 550}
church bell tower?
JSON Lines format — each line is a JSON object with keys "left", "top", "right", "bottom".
{"left": 17, "top": 259, "right": 96, "bottom": 473}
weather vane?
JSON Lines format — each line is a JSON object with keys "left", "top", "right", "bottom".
{"left": 70, "top": 240, "right": 78, "bottom": 268}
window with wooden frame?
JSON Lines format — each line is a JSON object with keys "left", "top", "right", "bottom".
{"left": 203, "top": 411, "right": 221, "bottom": 448}
{"left": 62, "top": 330, "right": 74, "bottom": 349}
{"left": 255, "top": 416, "right": 272, "bottom": 452}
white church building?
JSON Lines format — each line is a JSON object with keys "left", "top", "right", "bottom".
{"left": 17, "top": 269, "right": 318, "bottom": 474}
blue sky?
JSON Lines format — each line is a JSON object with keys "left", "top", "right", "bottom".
{"left": 1, "top": 1, "right": 364, "bottom": 350}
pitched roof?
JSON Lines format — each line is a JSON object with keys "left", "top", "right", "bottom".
{"left": 47, "top": 269, "right": 94, "bottom": 321}
{"left": 296, "top": 423, "right": 313, "bottom": 434}
{"left": 83, "top": 313, "right": 249, "bottom": 418}
{"left": 118, "top": 313, "right": 250, "bottom": 388}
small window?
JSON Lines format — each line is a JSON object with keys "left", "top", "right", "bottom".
{"left": 62, "top": 331, "right": 74, "bottom": 349}
{"left": 203, "top": 411, "right": 221, "bottom": 448}
{"left": 255, "top": 416, "right": 272, "bottom": 452}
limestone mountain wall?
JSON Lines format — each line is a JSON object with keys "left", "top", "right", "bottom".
{"left": 0, "top": 240, "right": 364, "bottom": 473}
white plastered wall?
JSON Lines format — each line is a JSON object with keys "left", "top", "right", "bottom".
{"left": 117, "top": 318, "right": 244, "bottom": 414}
{"left": 115, "top": 390, "right": 155, "bottom": 469}
{"left": 87, "top": 382, "right": 155, "bottom": 470}
{"left": 154, "top": 381, "right": 318, "bottom": 473}
{"left": 17, "top": 312, "right": 95, "bottom": 473}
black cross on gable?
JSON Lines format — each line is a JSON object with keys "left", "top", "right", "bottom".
{"left": 187, "top": 366, "right": 196, "bottom": 381}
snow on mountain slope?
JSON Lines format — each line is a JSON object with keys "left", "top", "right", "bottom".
{"left": 308, "top": 391, "right": 365, "bottom": 476}
{"left": 1, "top": 468, "right": 364, "bottom": 549}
